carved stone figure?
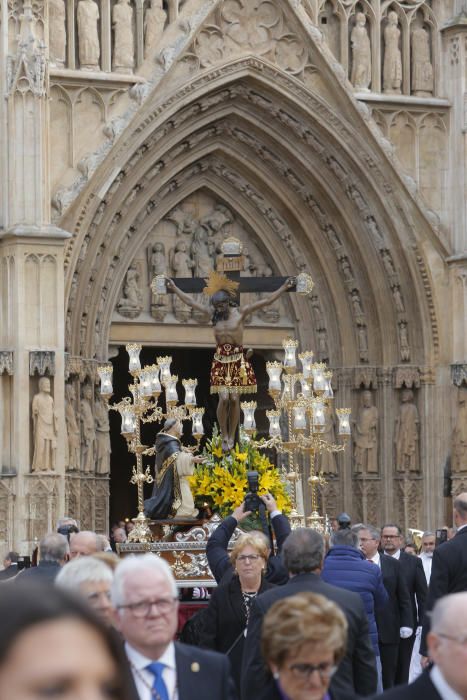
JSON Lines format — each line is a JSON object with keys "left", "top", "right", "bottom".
{"left": 95, "top": 396, "right": 111, "bottom": 475}
{"left": 319, "top": 410, "right": 338, "bottom": 475}
{"left": 357, "top": 324, "right": 369, "bottom": 363}
{"left": 81, "top": 384, "right": 96, "bottom": 473}
{"left": 353, "top": 390, "right": 378, "bottom": 474}
{"left": 191, "top": 223, "right": 215, "bottom": 278}
{"left": 351, "top": 289, "right": 364, "bottom": 317}
{"left": 411, "top": 26, "right": 434, "bottom": 97}
{"left": 395, "top": 389, "right": 420, "bottom": 473}
{"left": 383, "top": 11, "right": 402, "bottom": 94}
{"left": 351, "top": 12, "right": 371, "bottom": 91}
{"left": 144, "top": 0, "right": 167, "bottom": 59}
{"left": 150, "top": 241, "right": 167, "bottom": 278}
{"left": 340, "top": 256, "right": 354, "bottom": 282}
{"left": 65, "top": 383, "right": 80, "bottom": 471}
{"left": 399, "top": 321, "right": 410, "bottom": 362}
{"left": 311, "top": 295, "right": 324, "bottom": 326}
{"left": 452, "top": 389, "right": 467, "bottom": 473}
{"left": 258, "top": 263, "right": 280, "bottom": 324}
{"left": 49, "top": 0, "right": 66, "bottom": 67}
{"left": 392, "top": 285, "right": 405, "bottom": 313}
{"left": 170, "top": 240, "right": 194, "bottom": 278}
{"left": 77, "top": 0, "right": 100, "bottom": 70}
{"left": 32, "top": 377, "right": 58, "bottom": 472}
{"left": 112, "top": 0, "right": 134, "bottom": 73}
{"left": 117, "top": 263, "right": 143, "bottom": 318}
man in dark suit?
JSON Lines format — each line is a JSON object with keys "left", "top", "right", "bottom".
{"left": 381, "top": 523, "right": 427, "bottom": 684}
{"left": 241, "top": 528, "right": 377, "bottom": 700}
{"left": 206, "top": 494, "right": 290, "bottom": 585}
{"left": 15, "top": 533, "right": 68, "bottom": 583}
{"left": 374, "top": 592, "right": 467, "bottom": 700}
{"left": 0, "top": 550, "right": 19, "bottom": 580}
{"left": 420, "top": 492, "right": 467, "bottom": 658}
{"left": 112, "top": 552, "right": 237, "bottom": 700}
{"left": 357, "top": 525, "right": 413, "bottom": 690}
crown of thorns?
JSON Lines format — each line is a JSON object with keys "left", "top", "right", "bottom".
{"left": 203, "top": 271, "right": 239, "bottom": 298}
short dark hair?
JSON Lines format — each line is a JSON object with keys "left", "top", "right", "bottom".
{"left": 282, "top": 529, "right": 324, "bottom": 574}
{"left": 330, "top": 529, "right": 359, "bottom": 548}
{"left": 5, "top": 551, "right": 19, "bottom": 563}
{"left": 381, "top": 523, "right": 402, "bottom": 535}
{"left": 454, "top": 496, "right": 467, "bottom": 519}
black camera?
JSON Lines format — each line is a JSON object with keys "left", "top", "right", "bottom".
{"left": 435, "top": 528, "right": 447, "bottom": 547}
{"left": 17, "top": 556, "right": 31, "bottom": 572}
{"left": 57, "top": 524, "right": 79, "bottom": 541}
{"left": 337, "top": 512, "right": 351, "bottom": 530}
{"left": 244, "top": 471, "right": 263, "bottom": 514}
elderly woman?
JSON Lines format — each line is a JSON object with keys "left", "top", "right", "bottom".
{"left": 199, "top": 532, "right": 275, "bottom": 692}
{"left": 55, "top": 555, "right": 114, "bottom": 626}
{"left": 262, "top": 592, "right": 350, "bottom": 700}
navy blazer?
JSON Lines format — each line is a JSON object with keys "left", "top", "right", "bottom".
{"left": 175, "top": 642, "right": 238, "bottom": 700}
{"left": 241, "top": 572, "right": 377, "bottom": 700}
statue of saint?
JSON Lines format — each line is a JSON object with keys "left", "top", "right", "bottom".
{"left": 171, "top": 240, "right": 194, "bottom": 278}
{"left": 32, "top": 377, "right": 58, "bottom": 471}
{"left": 353, "top": 390, "right": 378, "bottom": 474}
{"left": 49, "top": 0, "right": 66, "bottom": 67}
{"left": 319, "top": 410, "right": 338, "bottom": 475}
{"left": 112, "top": 0, "right": 134, "bottom": 73}
{"left": 65, "top": 383, "right": 80, "bottom": 471}
{"left": 117, "top": 263, "right": 143, "bottom": 317}
{"left": 452, "top": 389, "right": 467, "bottom": 472}
{"left": 150, "top": 242, "right": 167, "bottom": 278}
{"left": 351, "top": 12, "right": 371, "bottom": 91}
{"left": 81, "top": 384, "right": 96, "bottom": 472}
{"left": 144, "top": 0, "right": 166, "bottom": 59}
{"left": 77, "top": 0, "right": 100, "bottom": 70}
{"left": 167, "top": 271, "right": 294, "bottom": 451}
{"left": 411, "top": 26, "right": 433, "bottom": 97}
{"left": 95, "top": 397, "right": 111, "bottom": 475}
{"left": 144, "top": 418, "right": 204, "bottom": 519}
{"left": 383, "top": 11, "right": 402, "bottom": 94}
{"left": 191, "top": 223, "right": 215, "bottom": 278}
{"left": 394, "top": 389, "right": 420, "bottom": 473}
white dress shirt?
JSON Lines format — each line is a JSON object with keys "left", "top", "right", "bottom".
{"left": 126, "top": 641, "right": 178, "bottom": 700}
{"left": 369, "top": 552, "right": 381, "bottom": 567}
{"left": 419, "top": 552, "right": 432, "bottom": 584}
{"left": 386, "top": 548, "right": 401, "bottom": 560}
{"left": 430, "top": 665, "right": 462, "bottom": 700}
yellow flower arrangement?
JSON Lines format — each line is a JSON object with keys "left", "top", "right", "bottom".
{"left": 188, "top": 428, "right": 291, "bottom": 518}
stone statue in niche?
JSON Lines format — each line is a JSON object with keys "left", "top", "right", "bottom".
{"left": 411, "top": 25, "right": 434, "bottom": 97}
{"left": 319, "top": 410, "right": 338, "bottom": 475}
{"left": 381, "top": 249, "right": 397, "bottom": 278}
{"left": 317, "top": 328, "right": 329, "bottom": 361}
{"left": 398, "top": 321, "right": 410, "bottom": 362}
{"left": 353, "top": 390, "right": 378, "bottom": 474}
{"left": 112, "top": 0, "right": 134, "bottom": 73}
{"left": 351, "top": 12, "right": 371, "bottom": 91}
{"left": 340, "top": 256, "right": 354, "bottom": 282}
{"left": 81, "top": 384, "right": 96, "bottom": 473}
{"left": 144, "top": 0, "right": 167, "bottom": 59}
{"left": 171, "top": 240, "right": 194, "bottom": 278}
{"left": 452, "top": 388, "right": 467, "bottom": 473}
{"left": 351, "top": 289, "right": 364, "bottom": 318}
{"left": 49, "top": 0, "right": 66, "bottom": 67}
{"left": 383, "top": 11, "right": 402, "bottom": 94}
{"left": 117, "top": 263, "right": 143, "bottom": 318}
{"left": 149, "top": 242, "right": 169, "bottom": 322}
{"left": 394, "top": 388, "right": 420, "bottom": 473}
{"left": 392, "top": 285, "right": 405, "bottom": 313}
{"left": 31, "top": 377, "right": 58, "bottom": 472}
{"left": 65, "top": 383, "right": 80, "bottom": 471}
{"left": 77, "top": 0, "right": 100, "bottom": 70}
{"left": 357, "top": 324, "right": 369, "bottom": 363}
{"left": 257, "top": 263, "right": 281, "bottom": 324}
{"left": 95, "top": 396, "right": 111, "bottom": 475}
{"left": 191, "top": 222, "right": 215, "bottom": 278}
{"left": 310, "top": 295, "right": 324, "bottom": 327}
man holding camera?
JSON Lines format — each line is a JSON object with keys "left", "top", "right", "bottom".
{"left": 206, "top": 492, "right": 291, "bottom": 586}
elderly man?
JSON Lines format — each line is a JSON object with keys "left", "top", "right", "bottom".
{"left": 111, "top": 554, "right": 236, "bottom": 700}
{"left": 0, "top": 551, "right": 19, "bottom": 580}
{"left": 377, "top": 592, "right": 467, "bottom": 699}
{"left": 56, "top": 556, "right": 114, "bottom": 626}
{"left": 69, "top": 530, "right": 101, "bottom": 558}
{"left": 419, "top": 531, "right": 436, "bottom": 584}
{"left": 241, "top": 528, "right": 377, "bottom": 700}
{"left": 16, "top": 533, "right": 68, "bottom": 583}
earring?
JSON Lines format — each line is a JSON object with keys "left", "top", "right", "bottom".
{"left": 273, "top": 672, "right": 280, "bottom": 680}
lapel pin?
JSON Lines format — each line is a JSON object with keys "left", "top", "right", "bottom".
{"left": 191, "top": 662, "right": 200, "bottom": 673}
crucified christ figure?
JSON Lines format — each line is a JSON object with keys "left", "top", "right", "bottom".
{"left": 166, "top": 272, "right": 295, "bottom": 451}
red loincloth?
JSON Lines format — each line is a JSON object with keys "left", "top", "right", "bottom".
{"left": 210, "top": 344, "right": 257, "bottom": 395}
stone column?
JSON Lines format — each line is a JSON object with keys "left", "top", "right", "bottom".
{"left": 377, "top": 366, "right": 393, "bottom": 522}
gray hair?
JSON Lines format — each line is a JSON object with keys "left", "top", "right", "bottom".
{"left": 111, "top": 554, "right": 177, "bottom": 607}
{"left": 282, "top": 529, "right": 324, "bottom": 575}
{"left": 56, "top": 556, "right": 113, "bottom": 590}
{"left": 40, "top": 533, "right": 69, "bottom": 563}
{"left": 422, "top": 531, "right": 435, "bottom": 539}
{"left": 431, "top": 592, "right": 467, "bottom": 633}
{"left": 362, "top": 524, "right": 381, "bottom": 542}
{"left": 330, "top": 529, "right": 359, "bottom": 548}
{"left": 453, "top": 494, "right": 467, "bottom": 519}
{"left": 56, "top": 517, "right": 79, "bottom": 530}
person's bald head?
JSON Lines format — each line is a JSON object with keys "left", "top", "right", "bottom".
{"left": 453, "top": 493, "right": 467, "bottom": 526}
{"left": 428, "top": 593, "right": 467, "bottom": 696}
{"left": 69, "top": 531, "right": 100, "bottom": 559}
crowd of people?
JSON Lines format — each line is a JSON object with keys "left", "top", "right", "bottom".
{"left": 0, "top": 493, "right": 466, "bottom": 700}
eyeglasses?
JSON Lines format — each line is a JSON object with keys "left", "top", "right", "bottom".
{"left": 287, "top": 662, "right": 337, "bottom": 683}
{"left": 237, "top": 554, "right": 262, "bottom": 562}
{"left": 118, "top": 597, "right": 178, "bottom": 617}
{"left": 437, "top": 632, "right": 467, "bottom": 646}
{"left": 382, "top": 535, "right": 399, "bottom": 539}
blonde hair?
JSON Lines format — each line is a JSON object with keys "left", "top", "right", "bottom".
{"left": 261, "top": 592, "right": 348, "bottom": 668}
{"left": 230, "top": 532, "right": 269, "bottom": 568}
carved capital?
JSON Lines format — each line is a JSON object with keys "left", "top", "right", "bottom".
{"left": 0, "top": 351, "right": 14, "bottom": 375}
{"left": 452, "top": 364, "right": 467, "bottom": 387}
{"left": 376, "top": 366, "right": 393, "bottom": 386}
{"left": 419, "top": 366, "right": 436, "bottom": 385}
{"left": 65, "top": 355, "right": 83, "bottom": 380}
{"left": 353, "top": 367, "right": 376, "bottom": 389}
{"left": 393, "top": 366, "right": 421, "bottom": 389}
{"left": 29, "top": 351, "right": 55, "bottom": 376}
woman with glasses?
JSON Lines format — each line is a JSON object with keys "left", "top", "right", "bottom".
{"left": 199, "top": 532, "right": 276, "bottom": 693}
{"left": 261, "top": 592, "right": 352, "bottom": 700}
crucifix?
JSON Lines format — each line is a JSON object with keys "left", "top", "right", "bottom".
{"left": 151, "top": 237, "right": 312, "bottom": 451}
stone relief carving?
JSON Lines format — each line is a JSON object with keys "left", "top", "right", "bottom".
{"left": 7, "top": 0, "right": 47, "bottom": 97}
{"left": 80, "top": 383, "right": 96, "bottom": 472}
{"left": 95, "top": 396, "right": 111, "bottom": 475}
{"left": 318, "top": 410, "right": 338, "bottom": 475}
{"left": 117, "top": 263, "right": 143, "bottom": 318}
{"left": 65, "top": 383, "right": 81, "bottom": 471}
{"left": 353, "top": 367, "right": 376, "bottom": 390}
{"left": 357, "top": 324, "right": 369, "bottom": 363}
{"left": 350, "top": 12, "right": 371, "bottom": 91}
{"left": 144, "top": 0, "right": 167, "bottom": 59}
{"left": 394, "top": 388, "right": 420, "bottom": 473}
{"left": 112, "top": 0, "right": 134, "bottom": 73}
{"left": 383, "top": 12, "right": 402, "bottom": 95}
{"left": 49, "top": 0, "right": 66, "bottom": 67}
{"left": 31, "top": 377, "right": 58, "bottom": 472}
{"left": 411, "top": 25, "right": 433, "bottom": 97}
{"left": 29, "top": 351, "right": 55, "bottom": 376}
{"left": 0, "top": 352, "right": 14, "bottom": 375}
{"left": 353, "top": 390, "right": 378, "bottom": 474}
{"left": 77, "top": 0, "right": 100, "bottom": 70}
{"left": 394, "top": 367, "right": 420, "bottom": 389}
{"left": 148, "top": 242, "right": 169, "bottom": 321}
{"left": 452, "top": 388, "right": 467, "bottom": 473}
{"left": 398, "top": 321, "right": 411, "bottom": 362}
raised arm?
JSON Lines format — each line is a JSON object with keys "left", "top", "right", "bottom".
{"left": 165, "top": 277, "right": 210, "bottom": 317}
{"left": 240, "top": 276, "right": 295, "bottom": 319}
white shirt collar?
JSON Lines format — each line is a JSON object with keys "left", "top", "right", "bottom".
{"left": 369, "top": 552, "right": 381, "bottom": 566}
{"left": 456, "top": 523, "right": 467, "bottom": 533}
{"left": 125, "top": 640, "right": 176, "bottom": 672}
{"left": 430, "top": 665, "right": 463, "bottom": 700}
{"left": 385, "top": 549, "right": 400, "bottom": 559}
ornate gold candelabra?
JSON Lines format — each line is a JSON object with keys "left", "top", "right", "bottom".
{"left": 241, "top": 339, "right": 351, "bottom": 531}
{"left": 98, "top": 344, "right": 204, "bottom": 543}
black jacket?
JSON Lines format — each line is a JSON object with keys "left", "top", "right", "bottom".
{"left": 396, "top": 550, "right": 427, "bottom": 627}
{"left": 376, "top": 554, "right": 413, "bottom": 645}
{"left": 14, "top": 561, "right": 61, "bottom": 583}
{"left": 241, "top": 572, "right": 377, "bottom": 700}
{"left": 206, "top": 514, "right": 291, "bottom": 586}
{"left": 371, "top": 669, "right": 441, "bottom": 700}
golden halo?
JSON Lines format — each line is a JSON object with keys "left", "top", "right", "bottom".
{"left": 203, "top": 271, "right": 239, "bottom": 299}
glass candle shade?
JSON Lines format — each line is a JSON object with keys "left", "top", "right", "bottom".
{"left": 157, "top": 356, "right": 172, "bottom": 384}
{"left": 337, "top": 408, "right": 351, "bottom": 436}
{"left": 164, "top": 376, "right": 178, "bottom": 404}
{"left": 98, "top": 366, "right": 113, "bottom": 398}
{"left": 139, "top": 368, "right": 153, "bottom": 398}
{"left": 266, "top": 361, "right": 283, "bottom": 394}
{"left": 121, "top": 406, "right": 136, "bottom": 438}
{"left": 126, "top": 343, "right": 142, "bottom": 375}
{"left": 283, "top": 338, "right": 298, "bottom": 373}
{"left": 191, "top": 409, "right": 205, "bottom": 437}
{"left": 297, "top": 374, "right": 311, "bottom": 399}
{"left": 148, "top": 365, "right": 161, "bottom": 396}
{"left": 323, "top": 372, "right": 334, "bottom": 400}
{"left": 183, "top": 379, "right": 197, "bottom": 406}
{"left": 312, "top": 363, "right": 327, "bottom": 392}
{"left": 299, "top": 351, "right": 314, "bottom": 379}
{"left": 312, "top": 400, "right": 326, "bottom": 433}
{"left": 241, "top": 401, "right": 257, "bottom": 433}
{"left": 293, "top": 404, "right": 307, "bottom": 432}
{"left": 267, "top": 410, "right": 281, "bottom": 438}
